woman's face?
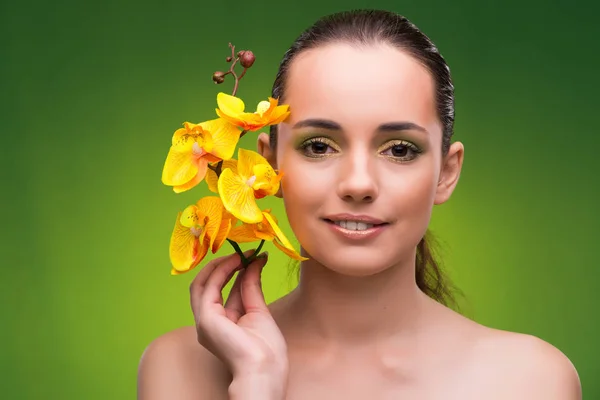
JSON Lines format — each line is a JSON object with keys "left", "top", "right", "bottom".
{"left": 260, "top": 42, "right": 463, "bottom": 277}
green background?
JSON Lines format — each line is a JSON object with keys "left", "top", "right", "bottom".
{"left": 2, "top": 0, "right": 598, "bottom": 398}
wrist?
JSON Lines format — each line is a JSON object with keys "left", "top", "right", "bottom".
{"left": 229, "top": 370, "right": 288, "bottom": 400}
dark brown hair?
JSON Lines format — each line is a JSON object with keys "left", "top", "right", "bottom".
{"left": 269, "top": 9, "right": 461, "bottom": 308}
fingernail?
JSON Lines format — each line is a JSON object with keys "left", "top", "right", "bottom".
{"left": 257, "top": 251, "right": 269, "bottom": 259}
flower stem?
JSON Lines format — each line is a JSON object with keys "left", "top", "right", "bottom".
{"left": 238, "top": 67, "right": 248, "bottom": 81}
{"left": 231, "top": 70, "right": 239, "bottom": 96}
{"left": 228, "top": 43, "right": 240, "bottom": 96}
{"left": 225, "top": 43, "right": 249, "bottom": 97}
{"left": 207, "top": 160, "right": 224, "bottom": 177}
{"left": 227, "top": 239, "right": 266, "bottom": 268}
{"left": 227, "top": 239, "right": 249, "bottom": 266}
{"left": 252, "top": 240, "right": 265, "bottom": 259}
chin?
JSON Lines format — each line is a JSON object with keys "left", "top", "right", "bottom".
{"left": 309, "top": 248, "right": 397, "bottom": 278}
{"left": 294, "top": 220, "right": 417, "bottom": 277}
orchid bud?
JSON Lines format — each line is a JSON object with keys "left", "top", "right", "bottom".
{"left": 226, "top": 56, "right": 232, "bottom": 62}
{"left": 239, "top": 50, "right": 255, "bottom": 68}
{"left": 212, "top": 71, "right": 225, "bottom": 84}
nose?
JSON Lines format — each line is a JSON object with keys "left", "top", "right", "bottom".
{"left": 336, "top": 150, "right": 378, "bottom": 203}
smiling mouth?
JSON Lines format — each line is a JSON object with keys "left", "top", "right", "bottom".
{"left": 322, "top": 219, "right": 389, "bottom": 232}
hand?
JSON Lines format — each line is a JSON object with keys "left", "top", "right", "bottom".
{"left": 190, "top": 250, "right": 289, "bottom": 382}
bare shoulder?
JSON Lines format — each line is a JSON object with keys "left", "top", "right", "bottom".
{"left": 137, "top": 326, "right": 230, "bottom": 400}
{"left": 473, "top": 328, "right": 582, "bottom": 400}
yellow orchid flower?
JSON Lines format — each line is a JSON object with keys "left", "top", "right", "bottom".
{"left": 228, "top": 210, "right": 308, "bottom": 261}
{"left": 169, "top": 196, "right": 236, "bottom": 275}
{"left": 162, "top": 119, "right": 241, "bottom": 193}
{"left": 205, "top": 159, "right": 238, "bottom": 193}
{"left": 216, "top": 92, "right": 290, "bottom": 131}
{"left": 218, "top": 148, "right": 283, "bottom": 224}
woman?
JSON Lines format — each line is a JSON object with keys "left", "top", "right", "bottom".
{"left": 138, "top": 10, "right": 581, "bottom": 399}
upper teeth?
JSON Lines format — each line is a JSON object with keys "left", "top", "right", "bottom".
{"left": 334, "top": 220, "right": 374, "bottom": 231}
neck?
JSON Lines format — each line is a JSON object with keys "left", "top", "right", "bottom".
{"left": 287, "top": 251, "right": 431, "bottom": 347}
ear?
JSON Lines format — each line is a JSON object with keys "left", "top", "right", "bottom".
{"left": 257, "top": 132, "right": 277, "bottom": 167}
{"left": 434, "top": 141, "right": 464, "bottom": 205}
{"left": 257, "top": 132, "right": 283, "bottom": 198}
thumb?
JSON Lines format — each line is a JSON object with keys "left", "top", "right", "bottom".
{"left": 240, "top": 252, "right": 269, "bottom": 313}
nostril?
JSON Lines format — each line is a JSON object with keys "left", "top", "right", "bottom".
{"left": 361, "top": 195, "right": 374, "bottom": 203}
{"left": 342, "top": 194, "right": 374, "bottom": 203}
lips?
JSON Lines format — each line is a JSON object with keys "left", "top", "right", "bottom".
{"left": 322, "top": 217, "right": 389, "bottom": 241}
{"left": 322, "top": 213, "right": 388, "bottom": 225}
{"left": 321, "top": 213, "right": 390, "bottom": 240}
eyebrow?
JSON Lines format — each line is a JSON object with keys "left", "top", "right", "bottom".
{"left": 292, "top": 118, "right": 428, "bottom": 134}
{"left": 378, "top": 122, "right": 428, "bottom": 134}
{"left": 292, "top": 119, "right": 341, "bottom": 130}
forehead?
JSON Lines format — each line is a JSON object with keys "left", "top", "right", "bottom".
{"left": 283, "top": 42, "right": 439, "bottom": 133}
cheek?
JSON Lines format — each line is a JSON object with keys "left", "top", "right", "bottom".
{"left": 384, "top": 160, "right": 439, "bottom": 236}
{"left": 278, "top": 154, "right": 332, "bottom": 240}
{"left": 390, "top": 166, "right": 437, "bottom": 210}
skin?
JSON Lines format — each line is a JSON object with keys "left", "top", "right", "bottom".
{"left": 138, "top": 43, "right": 582, "bottom": 399}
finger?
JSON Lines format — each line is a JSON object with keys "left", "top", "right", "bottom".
{"left": 190, "top": 250, "right": 253, "bottom": 318}
{"left": 201, "top": 249, "right": 255, "bottom": 308}
{"left": 240, "top": 252, "right": 269, "bottom": 313}
{"left": 224, "top": 269, "right": 245, "bottom": 322}
{"left": 190, "top": 252, "right": 236, "bottom": 298}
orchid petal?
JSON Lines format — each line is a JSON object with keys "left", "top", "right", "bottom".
{"left": 228, "top": 223, "right": 261, "bottom": 243}
{"left": 217, "top": 92, "right": 245, "bottom": 116}
{"left": 237, "top": 148, "right": 270, "bottom": 179}
{"left": 254, "top": 227, "right": 276, "bottom": 241}
{"left": 196, "top": 196, "right": 224, "bottom": 250}
{"left": 206, "top": 160, "right": 238, "bottom": 193}
{"left": 263, "top": 211, "right": 306, "bottom": 260}
{"left": 273, "top": 238, "right": 309, "bottom": 261}
{"left": 171, "top": 124, "right": 203, "bottom": 148}
{"left": 251, "top": 163, "right": 281, "bottom": 195}
{"left": 171, "top": 127, "right": 193, "bottom": 149}
{"left": 179, "top": 205, "right": 199, "bottom": 228}
{"left": 218, "top": 167, "right": 263, "bottom": 223}
{"left": 172, "top": 158, "right": 208, "bottom": 193}
{"left": 268, "top": 105, "right": 291, "bottom": 125}
{"left": 161, "top": 146, "right": 198, "bottom": 186}
{"left": 212, "top": 215, "right": 234, "bottom": 253}
{"left": 256, "top": 100, "right": 271, "bottom": 116}
{"left": 169, "top": 213, "right": 210, "bottom": 272}
{"left": 216, "top": 94, "right": 291, "bottom": 131}
{"left": 198, "top": 118, "right": 240, "bottom": 160}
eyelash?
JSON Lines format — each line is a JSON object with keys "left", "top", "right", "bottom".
{"left": 298, "top": 137, "right": 423, "bottom": 163}
{"left": 380, "top": 139, "right": 423, "bottom": 163}
{"left": 299, "top": 137, "right": 340, "bottom": 158}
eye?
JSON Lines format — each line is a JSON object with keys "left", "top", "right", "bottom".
{"left": 298, "top": 137, "right": 340, "bottom": 158}
{"left": 379, "top": 140, "right": 422, "bottom": 163}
